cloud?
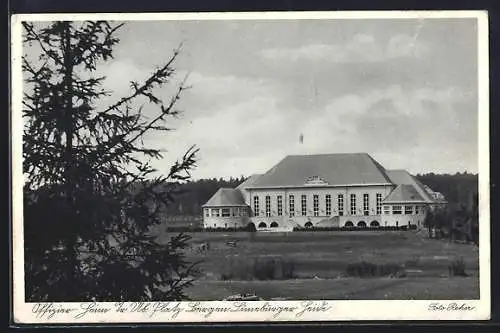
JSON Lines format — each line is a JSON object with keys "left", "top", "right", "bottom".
{"left": 258, "top": 33, "right": 429, "bottom": 63}
{"left": 148, "top": 92, "right": 303, "bottom": 179}
{"left": 145, "top": 79, "right": 476, "bottom": 180}
{"left": 298, "top": 85, "right": 477, "bottom": 173}
{"left": 139, "top": 71, "right": 303, "bottom": 178}
{"left": 179, "top": 71, "right": 279, "bottom": 112}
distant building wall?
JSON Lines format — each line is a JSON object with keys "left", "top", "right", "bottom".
{"left": 202, "top": 206, "right": 250, "bottom": 228}
{"left": 245, "top": 185, "right": 394, "bottom": 227}
{"left": 339, "top": 215, "right": 381, "bottom": 228}
{"left": 202, "top": 185, "right": 439, "bottom": 230}
{"left": 380, "top": 203, "right": 428, "bottom": 227}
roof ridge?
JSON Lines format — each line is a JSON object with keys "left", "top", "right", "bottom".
{"left": 285, "top": 152, "right": 369, "bottom": 157}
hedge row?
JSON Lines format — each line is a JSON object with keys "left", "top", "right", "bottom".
{"left": 293, "top": 225, "right": 418, "bottom": 232}
{"left": 165, "top": 227, "right": 254, "bottom": 233}
{"left": 164, "top": 225, "right": 417, "bottom": 233}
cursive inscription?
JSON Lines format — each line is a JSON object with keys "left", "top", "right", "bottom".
{"left": 30, "top": 300, "right": 333, "bottom": 321}
{"left": 428, "top": 302, "right": 476, "bottom": 311}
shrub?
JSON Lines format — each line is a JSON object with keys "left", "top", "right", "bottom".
{"left": 345, "top": 261, "right": 406, "bottom": 278}
{"left": 292, "top": 226, "right": 411, "bottom": 232}
{"left": 448, "top": 257, "right": 468, "bottom": 277}
{"left": 220, "top": 255, "right": 296, "bottom": 281}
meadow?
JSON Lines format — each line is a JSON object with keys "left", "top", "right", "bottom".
{"left": 154, "top": 230, "right": 480, "bottom": 301}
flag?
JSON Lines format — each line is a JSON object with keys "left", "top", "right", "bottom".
{"left": 299, "top": 133, "right": 304, "bottom": 144}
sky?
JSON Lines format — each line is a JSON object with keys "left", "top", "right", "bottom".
{"left": 86, "top": 18, "right": 479, "bottom": 179}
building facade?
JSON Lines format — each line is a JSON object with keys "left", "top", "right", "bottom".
{"left": 202, "top": 153, "right": 446, "bottom": 231}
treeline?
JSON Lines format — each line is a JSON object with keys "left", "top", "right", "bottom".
{"left": 414, "top": 172, "right": 478, "bottom": 210}
{"left": 162, "top": 176, "right": 246, "bottom": 216}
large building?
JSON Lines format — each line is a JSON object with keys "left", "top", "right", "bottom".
{"left": 202, "top": 153, "right": 446, "bottom": 231}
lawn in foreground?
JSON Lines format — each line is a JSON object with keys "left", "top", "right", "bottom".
{"left": 153, "top": 229, "right": 479, "bottom": 300}
{"left": 186, "top": 276, "right": 479, "bottom": 300}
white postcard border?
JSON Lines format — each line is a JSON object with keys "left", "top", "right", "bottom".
{"left": 11, "top": 10, "right": 491, "bottom": 323}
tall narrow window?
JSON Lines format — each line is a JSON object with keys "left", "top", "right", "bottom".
{"left": 205, "top": 209, "right": 210, "bottom": 217}
{"left": 325, "top": 194, "right": 332, "bottom": 216}
{"left": 415, "top": 206, "right": 420, "bottom": 214}
{"left": 350, "top": 194, "right": 357, "bottom": 215}
{"left": 363, "top": 193, "right": 369, "bottom": 215}
{"left": 289, "top": 195, "right": 295, "bottom": 217}
{"left": 338, "top": 194, "right": 344, "bottom": 216}
{"left": 265, "top": 195, "right": 271, "bottom": 217}
{"left": 313, "top": 194, "right": 319, "bottom": 216}
{"left": 376, "top": 193, "right": 382, "bottom": 215}
{"left": 277, "top": 195, "right": 283, "bottom": 216}
{"left": 253, "top": 196, "right": 260, "bottom": 216}
{"left": 301, "top": 195, "right": 307, "bottom": 216}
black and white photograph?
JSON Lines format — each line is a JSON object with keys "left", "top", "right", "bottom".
{"left": 11, "top": 11, "right": 490, "bottom": 323}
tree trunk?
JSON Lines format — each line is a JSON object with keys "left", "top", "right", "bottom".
{"left": 61, "top": 21, "right": 78, "bottom": 296}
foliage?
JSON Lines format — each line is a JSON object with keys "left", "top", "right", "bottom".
{"left": 293, "top": 225, "right": 416, "bottom": 232}
{"left": 345, "top": 261, "right": 406, "bottom": 278}
{"left": 424, "top": 199, "right": 478, "bottom": 245}
{"left": 220, "top": 255, "right": 296, "bottom": 281}
{"left": 415, "top": 173, "right": 478, "bottom": 209}
{"left": 448, "top": 257, "right": 468, "bottom": 277}
{"left": 23, "top": 20, "right": 199, "bottom": 301}
{"left": 162, "top": 177, "right": 246, "bottom": 217}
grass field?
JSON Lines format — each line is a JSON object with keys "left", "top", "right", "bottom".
{"left": 154, "top": 230, "right": 480, "bottom": 300}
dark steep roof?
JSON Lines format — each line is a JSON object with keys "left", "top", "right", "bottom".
{"left": 247, "top": 153, "right": 393, "bottom": 188}
{"left": 383, "top": 184, "right": 426, "bottom": 203}
{"left": 202, "top": 188, "right": 246, "bottom": 207}
{"left": 236, "top": 174, "right": 262, "bottom": 190}
{"left": 384, "top": 169, "right": 434, "bottom": 203}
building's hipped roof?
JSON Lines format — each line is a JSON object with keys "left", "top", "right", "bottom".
{"left": 383, "top": 184, "right": 426, "bottom": 203}
{"left": 202, "top": 188, "right": 246, "bottom": 207}
{"left": 247, "top": 153, "right": 393, "bottom": 188}
{"left": 384, "top": 169, "right": 437, "bottom": 203}
{"left": 236, "top": 174, "right": 262, "bottom": 190}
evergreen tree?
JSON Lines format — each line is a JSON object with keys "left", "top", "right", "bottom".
{"left": 22, "top": 21, "right": 199, "bottom": 301}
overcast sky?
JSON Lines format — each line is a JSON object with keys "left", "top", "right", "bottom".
{"left": 95, "top": 18, "right": 478, "bottom": 179}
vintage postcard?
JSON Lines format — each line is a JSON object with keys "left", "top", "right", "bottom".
{"left": 11, "top": 10, "right": 490, "bottom": 323}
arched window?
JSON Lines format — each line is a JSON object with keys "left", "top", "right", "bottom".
{"left": 304, "top": 221, "right": 313, "bottom": 228}
{"left": 357, "top": 221, "right": 367, "bottom": 228}
{"left": 344, "top": 221, "right": 354, "bottom": 227}
{"left": 247, "top": 222, "right": 256, "bottom": 232}
{"left": 370, "top": 220, "right": 380, "bottom": 227}
{"left": 258, "top": 222, "right": 267, "bottom": 228}
{"left": 270, "top": 222, "right": 279, "bottom": 228}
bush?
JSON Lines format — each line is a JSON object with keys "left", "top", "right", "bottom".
{"left": 345, "top": 261, "right": 406, "bottom": 278}
{"left": 220, "top": 255, "right": 296, "bottom": 281}
{"left": 292, "top": 226, "right": 412, "bottom": 232}
{"left": 448, "top": 257, "right": 468, "bottom": 277}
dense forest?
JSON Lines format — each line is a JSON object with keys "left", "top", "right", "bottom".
{"left": 415, "top": 172, "right": 478, "bottom": 210}
{"left": 161, "top": 172, "right": 478, "bottom": 221}
{"left": 162, "top": 176, "right": 246, "bottom": 218}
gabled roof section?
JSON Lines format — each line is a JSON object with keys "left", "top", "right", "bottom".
{"left": 236, "top": 174, "right": 262, "bottom": 190}
{"left": 202, "top": 188, "right": 246, "bottom": 207}
{"left": 247, "top": 153, "right": 393, "bottom": 188}
{"left": 384, "top": 169, "right": 435, "bottom": 203}
{"left": 383, "top": 184, "right": 426, "bottom": 203}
